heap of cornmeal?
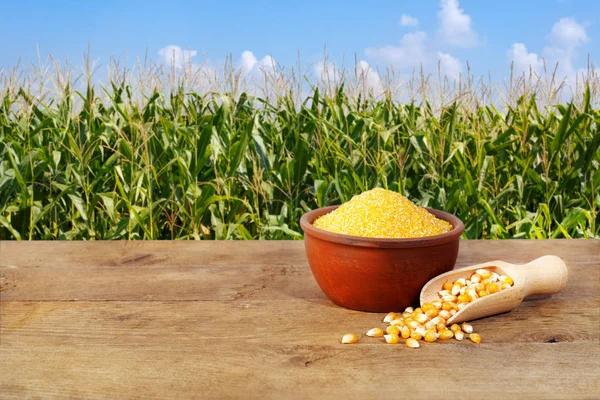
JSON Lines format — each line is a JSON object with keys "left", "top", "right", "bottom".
{"left": 313, "top": 188, "right": 452, "bottom": 238}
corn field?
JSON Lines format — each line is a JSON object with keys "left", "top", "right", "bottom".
{"left": 0, "top": 57, "right": 598, "bottom": 240}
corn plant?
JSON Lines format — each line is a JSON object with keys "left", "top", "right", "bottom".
{"left": 0, "top": 59, "right": 598, "bottom": 240}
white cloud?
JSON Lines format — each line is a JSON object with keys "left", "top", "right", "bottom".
{"left": 365, "top": 30, "right": 465, "bottom": 81}
{"left": 543, "top": 19, "right": 587, "bottom": 82}
{"left": 507, "top": 18, "right": 588, "bottom": 86}
{"left": 547, "top": 17, "right": 588, "bottom": 50}
{"left": 356, "top": 60, "right": 384, "bottom": 94}
{"left": 239, "top": 50, "right": 258, "bottom": 73}
{"left": 508, "top": 43, "right": 543, "bottom": 74}
{"left": 158, "top": 45, "right": 197, "bottom": 69}
{"left": 365, "top": 31, "right": 430, "bottom": 69}
{"left": 437, "top": 0, "right": 479, "bottom": 48}
{"left": 260, "top": 55, "right": 276, "bottom": 70}
{"left": 437, "top": 52, "right": 462, "bottom": 79}
{"left": 238, "top": 51, "right": 276, "bottom": 74}
{"left": 400, "top": 14, "right": 419, "bottom": 27}
{"left": 363, "top": 1, "right": 474, "bottom": 81}
{"left": 543, "top": 46, "right": 577, "bottom": 83}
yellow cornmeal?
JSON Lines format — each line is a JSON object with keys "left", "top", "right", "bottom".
{"left": 313, "top": 188, "right": 452, "bottom": 238}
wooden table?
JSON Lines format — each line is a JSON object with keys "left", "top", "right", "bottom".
{"left": 1, "top": 240, "right": 599, "bottom": 399}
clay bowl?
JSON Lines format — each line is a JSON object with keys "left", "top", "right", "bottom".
{"left": 300, "top": 206, "right": 464, "bottom": 312}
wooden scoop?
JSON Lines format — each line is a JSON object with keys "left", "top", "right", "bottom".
{"left": 420, "top": 255, "right": 568, "bottom": 325}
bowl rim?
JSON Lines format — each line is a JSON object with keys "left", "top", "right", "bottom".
{"left": 300, "top": 205, "right": 464, "bottom": 248}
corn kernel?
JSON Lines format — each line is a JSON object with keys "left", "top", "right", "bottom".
{"left": 478, "top": 290, "right": 489, "bottom": 297}
{"left": 469, "top": 333, "right": 481, "bottom": 344}
{"left": 425, "top": 308, "right": 439, "bottom": 319}
{"left": 436, "top": 322, "right": 446, "bottom": 332}
{"left": 442, "top": 302, "right": 454, "bottom": 311}
{"left": 476, "top": 269, "right": 492, "bottom": 279}
{"left": 410, "top": 331, "right": 423, "bottom": 341}
{"left": 404, "top": 317, "right": 414, "bottom": 326}
{"left": 409, "top": 321, "right": 421, "bottom": 330}
{"left": 443, "top": 281, "right": 454, "bottom": 291}
{"left": 424, "top": 329, "right": 437, "bottom": 342}
{"left": 457, "top": 294, "right": 469, "bottom": 304}
{"left": 413, "top": 307, "right": 423, "bottom": 315}
{"left": 450, "top": 324, "right": 462, "bottom": 334}
{"left": 438, "top": 290, "right": 451, "bottom": 297}
{"left": 470, "top": 273, "right": 481, "bottom": 283}
{"left": 421, "top": 303, "right": 435, "bottom": 312}
{"left": 451, "top": 283, "right": 462, "bottom": 296}
{"left": 405, "top": 338, "right": 420, "bottom": 348}
{"left": 439, "top": 330, "right": 454, "bottom": 340}
{"left": 468, "top": 289, "right": 479, "bottom": 302}
{"left": 386, "top": 325, "right": 400, "bottom": 335}
{"left": 384, "top": 334, "right": 400, "bottom": 344}
{"left": 383, "top": 312, "right": 397, "bottom": 323}
{"left": 457, "top": 302, "right": 468, "bottom": 310}
{"left": 390, "top": 319, "right": 404, "bottom": 326}
{"left": 366, "top": 328, "right": 384, "bottom": 337}
{"left": 439, "top": 310, "right": 451, "bottom": 320}
{"left": 455, "top": 331, "right": 465, "bottom": 341}
{"left": 488, "top": 283, "right": 500, "bottom": 293}
{"left": 499, "top": 275, "right": 514, "bottom": 286}
{"left": 432, "top": 301, "right": 443, "bottom": 310}
{"left": 431, "top": 317, "right": 444, "bottom": 325}
{"left": 475, "top": 283, "right": 485, "bottom": 292}
{"left": 425, "top": 320, "right": 436, "bottom": 330}
{"left": 415, "top": 326, "right": 427, "bottom": 337}
{"left": 442, "top": 295, "right": 457, "bottom": 303}
{"left": 402, "top": 311, "right": 412, "bottom": 319}
{"left": 450, "top": 309, "right": 457, "bottom": 315}
{"left": 501, "top": 282, "right": 512, "bottom": 290}
{"left": 341, "top": 333, "right": 358, "bottom": 344}
{"left": 456, "top": 278, "right": 467, "bottom": 286}
{"left": 461, "top": 323, "right": 473, "bottom": 334}
{"left": 415, "top": 313, "right": 429, "bottom": 324}
{"left": 404, "top": 307, "right": 414, "bottom": 313}
{"left": 400, "top": 326, "right": 411, "bottom": 339}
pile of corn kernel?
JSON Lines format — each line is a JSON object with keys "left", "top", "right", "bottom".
{"left": 437, "top": 268, "right": 515, "bottom": 308}
{"left": 340, "top": 268, "right": 515, "bottom": 347}
{"left": 313, "top": 188, "right": 452, "bottom": 238}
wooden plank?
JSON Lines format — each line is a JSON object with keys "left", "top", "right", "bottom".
{"left": 2, "top": 299, "right": 598, "bottom": 346}
{"left": 0, "top": 240, "right": 308, "bottom": 268}
{"left": 0, "top": 258, "right": 595, "bottom": 301}
{"left": 455, "top": 239, "right": 599, "bottom": 265}
{"left": 1, "top": 240, "right": 598, "bottom": 302}
{"left": 1, "top": 342, "right": 598, "bottom": 399}
{"left": 1, "top": 240, "right": 598, "bottom": 269}
{"left": 0, "top": 261, "right": 326, "bottom": 302}
{"left": 0, "top": 240, "right": 598, "bottom": 399}
{"left": 1, "top": 300, "right": 599, "bottom": 399}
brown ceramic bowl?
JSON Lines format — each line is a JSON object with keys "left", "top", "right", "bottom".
{"left": 300, "top": 206, "right": 464, "bottom": 312}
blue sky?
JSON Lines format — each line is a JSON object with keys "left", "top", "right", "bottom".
{"left": 1, "top": 0, "right": 597, "bottom": 84}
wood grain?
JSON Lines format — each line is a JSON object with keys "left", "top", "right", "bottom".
{"left": 2, "top": 298, "right": 598, "bottom": 346}
{"left": 0, "top": 239, "right": 599, "bottom": 399}
{"left": 1, "top": 240, "right": 598, "bottom": 301}
{"left": 1, "top": 342, "right": 598, "bottom": 400}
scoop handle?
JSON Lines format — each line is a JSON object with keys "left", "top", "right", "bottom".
{"left": 521, "top": 255, "right": 568, "bottom": 297}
